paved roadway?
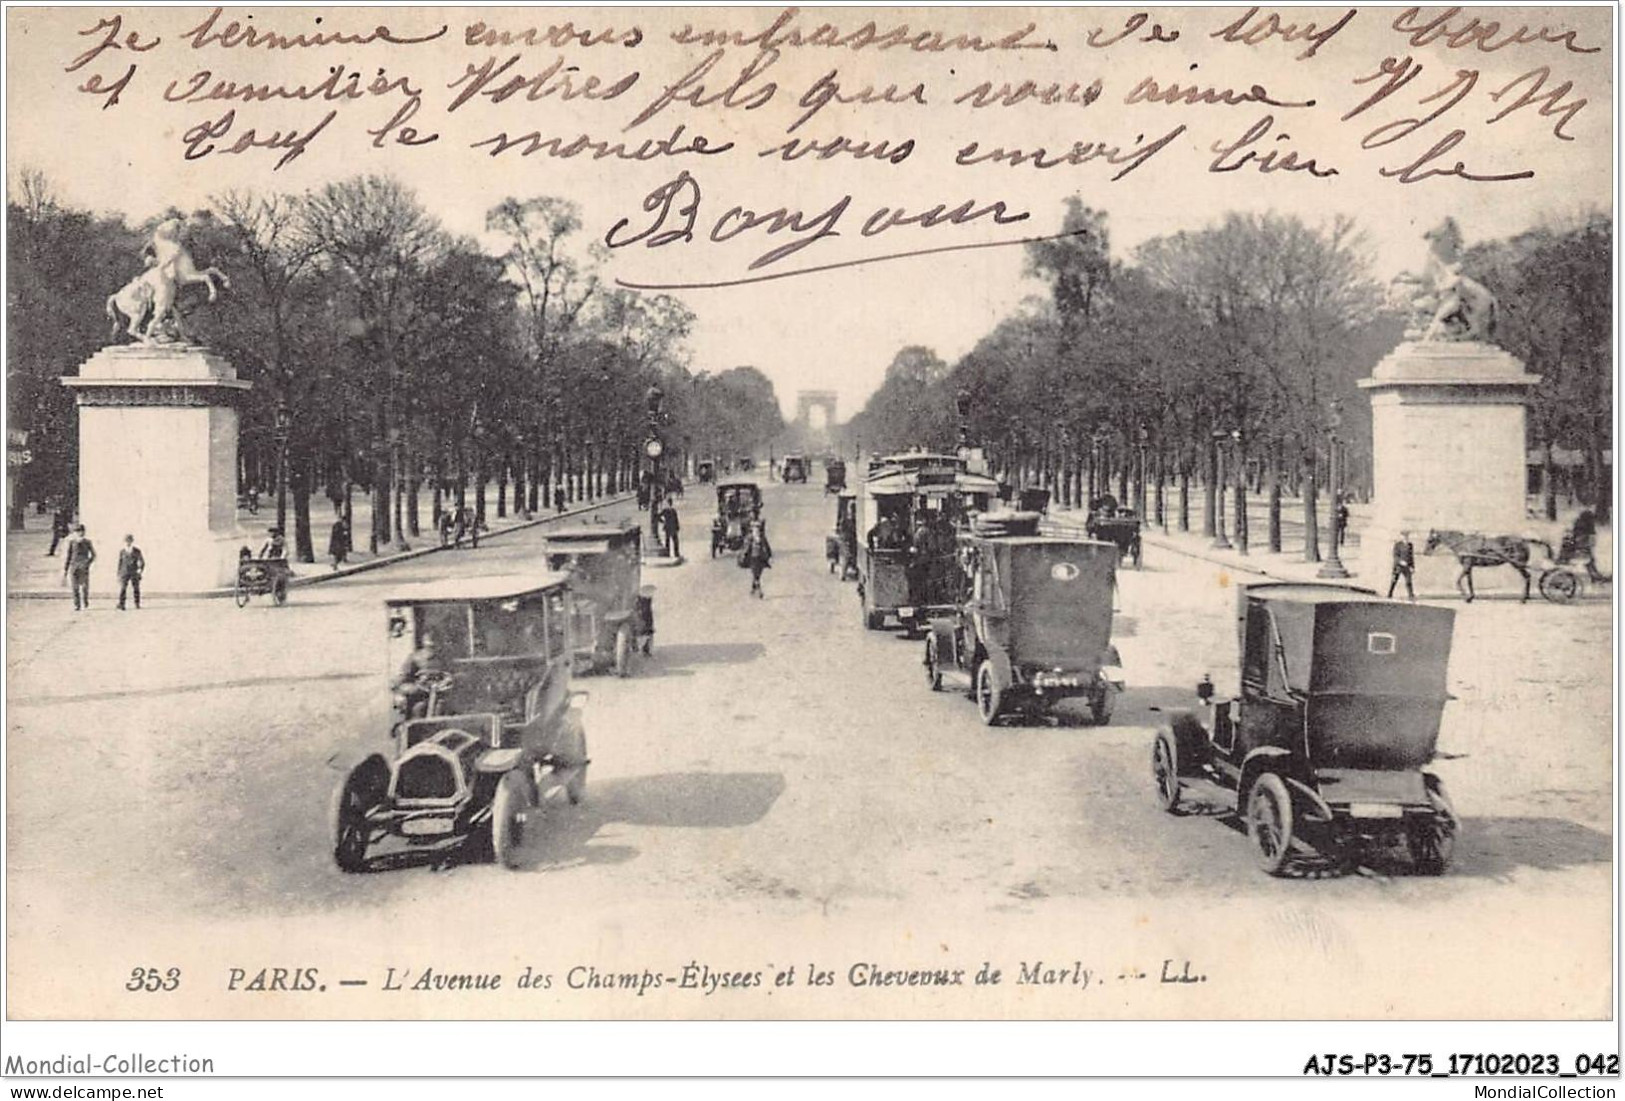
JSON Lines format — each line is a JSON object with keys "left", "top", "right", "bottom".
{"left": 5, "top": 480, "right": 1612, "bottom": 1018}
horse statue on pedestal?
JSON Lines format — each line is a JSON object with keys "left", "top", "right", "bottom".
{"left": 1388, "top": 218, "right": 1497, "bottom": 343}
{"left": 1423, "top": 529, "right": 1543, "bottom": 603}
{"left": 106, "top": 217, "right": 229, "bottom": 343}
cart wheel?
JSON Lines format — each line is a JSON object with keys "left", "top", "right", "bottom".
{"left": 975, "top": 662, "right": 1003, "bottom": 726}
{"left": 1152, "top": 731, "right": 1182, "bottom": 814}
{"left": 1247, "top": 772, "right": 1294, "bottom": 876}
{"left": 613, "top": 623, "right": 634, "bottom": 678}
{"left": 1539, "top": 568, "right": 1580, "bottom": 604}
{"left": 924, "top": 635, "right": 942, "bottom": 691}
{"left": 491, "top": 770, "right": 535, "bottom": 870}
{"left": 329, "top": 757, "right": 387, "bottom": 873}
{"left": 272, "top": 580, "right": 288, "bottom": 606}
{"left": 1089, "top": 684, "right": 1116, "bottom": 726}
{"left": 234, "top": 576, "right": 249, "bottom": 609}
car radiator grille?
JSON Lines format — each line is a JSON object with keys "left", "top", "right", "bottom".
{"left": 396, "top": 753, "right": 459, "bottom": 801}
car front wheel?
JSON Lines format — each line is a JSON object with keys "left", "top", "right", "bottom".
{"left": 1247, "top": 772, "right": 1294, "bottom": 876}
{"left": 975, "top": 662, "right": 1003, "bottom": 726}
{"left": 492, "top": 770, "right": 535, "bottom": 870}
{"left": 1152, "top": 731, "right": 1181, "bottom": 814}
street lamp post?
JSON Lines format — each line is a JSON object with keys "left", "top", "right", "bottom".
{"left": 274, "top": 400, "right": 291, "bottom": 537}
{"left": 1318, "top": 401, "right": 1350, "bottom": 578}
{"left": 1211, "top": 429, "right": 1232, "bottom": 550}
{"left": 1137, "top": 423, "right": 1149, "bottom": 522}
{"left": 645, "top": 384, "right": 666, "bottom": 550}
{"left": 1232, "top": 428, "right": 1248, "bottom": 556}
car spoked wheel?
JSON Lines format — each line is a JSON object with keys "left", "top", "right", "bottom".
{"left": 329, "top": 758, "right": 386, "bottom": 873}
{"left": 1247, "top": 772, "right": 1294, "bottom": 876}
{"left": 1408, "top": 775, "right": 1457, "bottom": 874}
{"left": 975, "top": 663, "right": 1003, "bottom": 726}
{"left": 924, "top": 636, "right": 942, "bottom": 691}
{"left": 1152, "top": 731, "right": 1181, "bottom": 813}
{"left": 1089, "top": 684, "right": 1116, "bottom": 726}
{"left": 492, "top": 770, "right": 536, "bottom": 869}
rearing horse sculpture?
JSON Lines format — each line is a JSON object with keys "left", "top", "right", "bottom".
{"left": 1424, "top": 529, "right": 1535, "bottom": 603}
{"left": 106, "top": 217, "right": 229, "bottom": 343}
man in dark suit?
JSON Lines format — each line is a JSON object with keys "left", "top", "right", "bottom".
{"left": 1388, "top": 531, "right": 1416, "bottom": 601}
{"left": 117, "top": 534, "right": 145, "bottom": 610}
{"left": 63, "top": 524, "right": 95, "bottom": 610}
{"left": 660, "top": 501, "right": 681, "bottom": 557}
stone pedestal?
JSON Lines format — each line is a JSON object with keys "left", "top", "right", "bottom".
{"left": 62, "top": 344, "right": 253, "bottom": 593}
{"left": 1358, "top": 341, "right": 1539, "bottom": 590}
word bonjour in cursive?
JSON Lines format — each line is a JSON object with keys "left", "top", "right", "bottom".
{"left": 606, "top": 170, "right": 1044, "bottom": 285}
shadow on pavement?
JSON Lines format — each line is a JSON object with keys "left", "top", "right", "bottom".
{"left": 641, "top": 642, "right": 767, "bottom": 677}
{"left": 516, "top": 770, "right": 787, "bottom": 871}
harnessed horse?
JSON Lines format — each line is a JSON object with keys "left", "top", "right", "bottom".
{"left": 1423, "top": 529, "right": 1542, "bottom": 603}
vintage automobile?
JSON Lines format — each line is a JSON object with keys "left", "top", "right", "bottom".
{"left": 329, "top": 574, "right": 589, "bottom": 872}
{"left": 782, "top": 454, "right": 808, "bottom": 483}
{"left": 1088, "top": 504, "right": 1143, "bottom": 568}
{"left": 711, "top": 481, "right": 763, "bottom": 556}
{"left": 235, "top": 556, "right": 291, "bottom": 607}
{"left": 696, "top": 459, "right": 716, "bottom": 484}
{"left": 543, "top": 521, "right": 654, "bottom": 677}
{"left": 857, "top": 452, "right": 998, "bottom": 633}
{"left": 925, "top": 513, "right": 1123, "bottom": 726}
{"left": 1151, "top": 582, "right": 1459, "bottom": 876}
{"left": 824, "top": 490, "right": 859, "bottom": 580}
{"left": 825, "top": 458, "right": 847, "bottom": 494}
{"left": 736, "top": 456, "right": 756, "bottom": 472}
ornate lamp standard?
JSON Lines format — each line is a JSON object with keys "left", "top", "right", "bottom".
{"left": 1232, "top": 428, "right": 1248, "bottom": 555}
{"left": 1210, "top": 428, "right": 1233, "bottom": 550}
{"left": 1137, "top": 422, "right": 1150, "bottom": 522}
{"left": 273, "top": 399, "right": 291, "bottom": 536}
{"left": 955, "top": 389, "right": 973, "bottom": 453}
{"left": 644, "top": 384, "right": 666, "bottom": 549}
{"left": 1317, "top": 400, "right": 1350, "bottom": 579}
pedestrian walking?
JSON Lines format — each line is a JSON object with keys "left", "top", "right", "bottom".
{"left": 742, "top": 518, "right": 772, "bottom": 598}
{"left": 660, "top": 500, "right": 681, "bottom": 558}
{"left": 1388, "top": 531, "right": 1416, "bottom": 601}
{"left": 116, "top": 534, "right": 145, "bottom": 609}
{"left": 1336, "top": 495, "right": 1351, "bottom": 548}
{"left": 62, "top": 524, "right": 95, "bottom": 611}
{"left": 453, "top": 506, "right": 468, "bottom": 549}
{"left": 436, "top": 508, "right": 453, "bottom": 548}
{"left": 554, "top": 483, "right": 566, "bottom": 514}
{"left": 45, "top": 504, "right": 70, "bottom": 557}
{"left": 328, "top": 516, "right": 350, "bottom": 570}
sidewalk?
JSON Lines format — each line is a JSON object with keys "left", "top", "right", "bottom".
{"left": 1049, "top": 495, "right": 1612, "bottom": 600}
{"left": 6, "top": 482, "right": 643, "bottom": 599}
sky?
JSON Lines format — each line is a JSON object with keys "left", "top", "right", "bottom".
{"left": 7, "top": 5, "right": 1614, "bottom": 420}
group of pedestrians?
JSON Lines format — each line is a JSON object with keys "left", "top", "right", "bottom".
{"left": 53, "top": 523, "right": 144, "bottom": 612}
{"left": 435, "top": 505, "right": 481, "bottom": 550}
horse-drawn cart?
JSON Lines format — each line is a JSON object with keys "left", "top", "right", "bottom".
{"left": 1425, "top": 524, "right": 1606, "bottom": 604}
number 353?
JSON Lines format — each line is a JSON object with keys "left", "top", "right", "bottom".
{"left": 125, "top": 967, "right": 180, "bottom": 992}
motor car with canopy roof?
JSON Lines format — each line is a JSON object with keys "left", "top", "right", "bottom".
{"left": 1151, "top": 582, "right": 1459, "bottom": 875}
{"left": 542, "top": 520, "right": 654, "bottom": 677}
{"left": 329, "top": 573, "right": 589, "bottom": 872}
{"left": 925, "top": 512, "right": 1124, "bottom": 725}
{"left": 711, "top": 480, "right": 763, "bottom": 556}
